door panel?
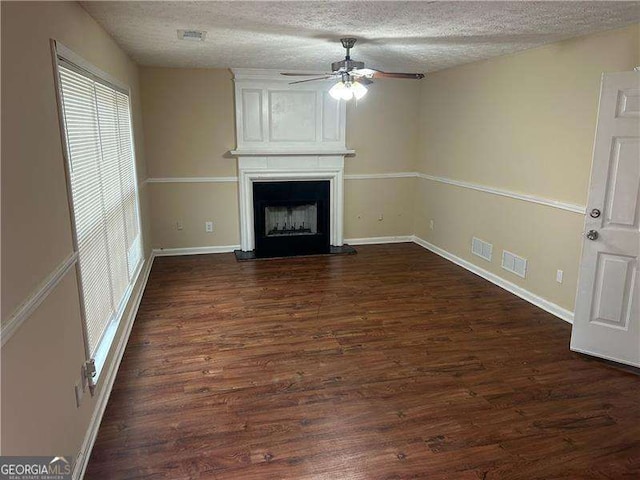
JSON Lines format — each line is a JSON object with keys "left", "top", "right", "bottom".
{"left": 604, "top": 137, "right": 640, "bottom": 228}
{"left": 617, "top": 88, "right": 640, "bottom": 118}
{"left": 591, "top": 253, "right": 636, "bottom": 329}
{"left": 571, "top": 71, "right": 640, "bottom": 367}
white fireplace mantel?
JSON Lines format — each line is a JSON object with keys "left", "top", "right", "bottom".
{"left": 231, "top": 69, "right": 353, "bottom": 252}
{"left": 235, "top": 155, "right": 345, "bottom": 251}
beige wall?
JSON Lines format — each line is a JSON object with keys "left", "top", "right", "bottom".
{"left": 414, "top": 24, "right": 640, "bottom": 311}
{"left": 344, "top": 178, "right": 415, "bottom": 239}
{"left": 140, "top": 68, "right": 420, "bottom": 248}
{"left": 149, "top": 183, "right": 240, "bottom": 249}
{"left": 140, "top": 68, "right": 236, "bottom": 178}
{"left": 346, "top": 80, "right": 420, "bottom": 175}
{"left": 1, "top": 0, "right": 150, "bottom": 463}
{"left": 344, "top": 80, "right": 419, "bottom": 238}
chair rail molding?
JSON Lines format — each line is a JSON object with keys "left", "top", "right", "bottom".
{"left": 145, "top": 176, "right": 239, "bottom": 184}
{"left": 143, "top": 171, "right": 586, "bottom": 215}
{"left": 1, "top": 251, "right": 79, "bottom": 346}
{"left": 416, "top": 173, "right": 586, "bottom": 214}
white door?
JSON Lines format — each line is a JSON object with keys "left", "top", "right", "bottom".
{"left": 571, "top": 71, "right": 640, "bottom": 367}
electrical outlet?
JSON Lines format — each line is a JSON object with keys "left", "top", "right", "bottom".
{"left": 205, "top": 221, "right": 213, "bottom": 233}
{"left": 429, "top": 219, "right": 434, "bottom": 230}
{"left": 556, "top": 269, "right": 564, "bottom": 283}
{"left": 176, "top": 220, "right": 183, "bottom": 231}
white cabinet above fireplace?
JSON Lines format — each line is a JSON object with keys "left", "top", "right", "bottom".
{"left": 231, "top": 69, "right": 351, "bottom": 155}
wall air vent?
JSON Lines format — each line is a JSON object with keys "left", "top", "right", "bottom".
{"left": 502, "top": 250, "right": 527, "bottom": 278}
{"left": 177, "top": 29, "right": 207, "bottom": 41}
{"left": 471, "top": 237, "right": 493, "bottom": 262}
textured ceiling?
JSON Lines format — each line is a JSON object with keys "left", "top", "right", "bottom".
{"left": 81, "top": 1, "right": 640, "bottom": 73}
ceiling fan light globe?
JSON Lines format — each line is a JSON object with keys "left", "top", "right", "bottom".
{"left": 352, "top": 81, "right": 367, "bottom": 100}
{"left": 340, "top": 87, "right": 354, "bottom": 101}
{"left": 329, "top": 81, "right": 346, "bottom": 100}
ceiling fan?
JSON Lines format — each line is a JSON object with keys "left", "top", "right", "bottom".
{"left": 281, "top": 38, "right": 425, "bottom": 101}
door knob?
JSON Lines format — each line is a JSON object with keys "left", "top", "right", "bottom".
{"left": 586, "top": 230, "right": 599, "bottom": 241}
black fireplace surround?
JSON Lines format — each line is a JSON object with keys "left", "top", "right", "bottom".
{"left": 253, "top": 180, "right": 330, "bottom": 258}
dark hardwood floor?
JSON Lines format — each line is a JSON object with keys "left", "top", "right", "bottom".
{"left": 86, "top": 243, "right": 640, "bottom": 479}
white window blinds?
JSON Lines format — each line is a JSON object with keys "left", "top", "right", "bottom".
{"left": 57, "top": 61, "right": 142, "bottom": 358}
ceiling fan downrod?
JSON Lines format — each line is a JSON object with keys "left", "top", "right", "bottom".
{"left": 340, "top": 37, "right": 357, "bottom": 60}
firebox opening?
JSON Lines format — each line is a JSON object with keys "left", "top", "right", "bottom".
{"left": 253, "top": 181, "right": 330, "bottom": 258}
{"left": 265, "top": 203, "right": 318, "bottom": 237}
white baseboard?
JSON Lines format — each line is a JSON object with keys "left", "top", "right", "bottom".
{"left": 411, "top": 236, "right": 574, "bottom": 324}
{"left": 152, "top": 245, "right": 240, "bottom": 256}
{"left": 73, "top": 253, "right": 155, "bottom": 480}
{"left": 345, "top": 235, "right": 414, "bottom": 245}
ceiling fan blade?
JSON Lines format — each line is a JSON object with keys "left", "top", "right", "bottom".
{"left": 289, "top": 76, "right": 336, "bottom": 85}
{"left": 350, "top": 68, "right": 377, "bottom": 77}
{"left": 370, "top": 70, "right": 425, "bottom": 80}
{"left": 281, "top": 72, "right": 334, "bottom": 76}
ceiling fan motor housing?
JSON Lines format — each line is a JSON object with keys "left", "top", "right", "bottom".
{"left": 340, "top": 38, "right": 357, "bottom": 49}
{"left": 331, "top": 59, "right": 365, "bottom": 73}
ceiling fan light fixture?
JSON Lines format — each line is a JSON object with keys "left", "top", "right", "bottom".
{"left": 329, "top": 79, "right": 367, "bottom": 101}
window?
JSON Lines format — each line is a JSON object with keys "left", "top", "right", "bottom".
{"left": 55, "top": 44, "right": 142, "bottom": 383}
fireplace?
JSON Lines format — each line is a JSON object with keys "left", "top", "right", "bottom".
{"left": 230, "top": 69, "right": 356, "bottom": 258}
{"left": 253, "top": 181, "right": 330, "bottom": 258}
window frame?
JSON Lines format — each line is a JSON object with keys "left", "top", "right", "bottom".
{"left": 51, "top": 40, "right": 145, "bottom": 390}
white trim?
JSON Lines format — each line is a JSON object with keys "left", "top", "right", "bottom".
{"left": 230, "top": 149, "right": 355, "bottom": 157}
{"left": 73, "top": 253, "right": 154, "bottom": 480}
{"left": 144, "top": 172, "right": 414, "bottom": 184}
{"left": 54, "top": 41, "right": 130, "bottom": 95}
{"left": 344, "top": 172, "right": 416, "bottom": 180}
{"left": 411, "top": 235, "right": 574, "bottom": 324}
{"left": 153, "top": 245, "right": 240, "bottom": 256}
{"left": 345, "top": 236, "right": 414, "bottom": 245}
{"left": 416, "top": 173, "right": 586, "bottom": 214}
{"left": 1, "top": 252, "right": 78, "bottom": 346}
{"left": 143, "top": 172, "right": 586, "bottom": 215}
{"left": 145, "top": 176, "right": 238, "bottom": 184}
